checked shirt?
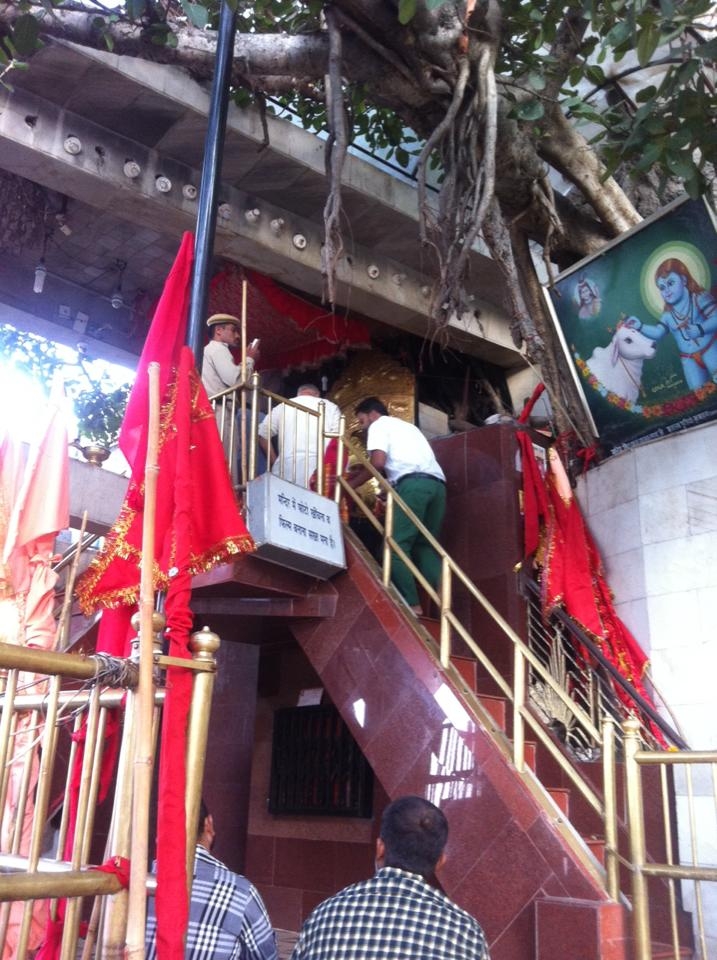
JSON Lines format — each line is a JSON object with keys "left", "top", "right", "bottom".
{"left": 146, "top": 845, "right": 277, "bottom": 960}
{"left": 289, "top": 866, "right": 490, "bottom": 960}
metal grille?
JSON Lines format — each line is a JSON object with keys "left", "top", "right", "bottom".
{"left": 523, "top": 574, "right": 684, "bottom": 755}
{"left": 269, "top": 706, "right": 373, "bottom": 817}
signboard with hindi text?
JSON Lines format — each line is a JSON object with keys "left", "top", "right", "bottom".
{"left": 245, "top": 473, "right": 346, "bottom": 579}
{"left": 544, "top": 196, "right": 717, "bottom": 455}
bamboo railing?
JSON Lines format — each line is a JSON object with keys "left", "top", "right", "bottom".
{"left": 0, "top": 626, "right": 220, "bottom": 960}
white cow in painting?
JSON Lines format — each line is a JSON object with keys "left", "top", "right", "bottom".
{"left": 585, "top": 321, "right": 657, "bottom": 403}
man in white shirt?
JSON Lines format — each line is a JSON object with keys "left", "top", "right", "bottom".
{"left": 349, "top": 396, "right": 446, "bottom": 615}
{"left": 258, "top": 384, "right": 341, "bottom": 488}
{"left": 201, "top": 314, "right": 262, "bottom": 483}
{"left": 201, "top": 313, "right": 259, "bottom": 397}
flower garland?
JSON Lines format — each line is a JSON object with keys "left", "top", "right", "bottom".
{"left": 574, "top": 353, "right": 717, "bottom": 418}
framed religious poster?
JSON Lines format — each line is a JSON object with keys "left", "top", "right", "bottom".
{"left": 544, "top": 196, "right": 717, "bottom": 454}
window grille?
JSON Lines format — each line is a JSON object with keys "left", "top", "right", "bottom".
{"left": 269, "top": 705, "right": 373, "bottom": 817}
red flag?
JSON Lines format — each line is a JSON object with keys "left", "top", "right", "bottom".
{"left": 74, "top": 233, "right": 255, "bottom": 960}
{"left": 517, "top": 388, "right": 660, "bottom": 742}
{"left": 76, "top": 235, "right": 254, "bottom": 614}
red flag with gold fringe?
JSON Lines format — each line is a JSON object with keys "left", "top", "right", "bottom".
{"left": 75, "top": 232, "right": 254, "bottom": 960}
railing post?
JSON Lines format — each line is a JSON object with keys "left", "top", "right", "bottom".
{"left": 334, "top": 415, "right": 347, "bottom": 507}
{"left": 16, "top": 676, "right": 62, "bottom": 960}
{"left": 100, "top": 613, "right": 164, "bottom": 960}
{"left": 316, "top": 401, "right": 326, "bottom": 495}
{"left": 512, "top": 644, "right": 525, "bottom": 772}
{"left": 248, "top": 373, "right": 260, "bottom": 483}
{"left": 382, "top": 494, "right": 394, "bottom": 589}
{"left": 624, "top": 718, "right": 651, "bottom": 960}
{"left": 61, "top": 686, "right": 102, "bottom": 957}
{"left": 184, "top": 627, "right": 220, "bottom": 891}
{"left": 439, "top": 557, "right": 452, "bottom": 669}
{"left": 602, "top": 716, "right": 619, "bottom": 900}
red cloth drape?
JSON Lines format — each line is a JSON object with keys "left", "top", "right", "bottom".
{"left": 75, "top": 234, "right": 256, "bottom": 960}
{"left": 208, "top": 264, "right": 371, "bottom": 371}
{"left": 517, "top": 385, "right": 661, "bottom": 741}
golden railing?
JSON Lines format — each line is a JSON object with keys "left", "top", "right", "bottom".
{"left": 211, "top": 374, "right": 336, "bottom": 493}
{"left": 214, "top": 376, "right": 692, "bottom": 947}
{"left": 0, "top": 622, "right": 220, "bottom": 960}
{"left": 624, "top": 719, "right": 716, "bottom": 960}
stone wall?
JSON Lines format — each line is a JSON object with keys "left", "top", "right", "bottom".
{"left": 576, "top": 419, "right": 717, "bottom": 957}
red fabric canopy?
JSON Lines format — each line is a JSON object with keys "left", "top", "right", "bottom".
{"left": 208, "top": 263, "right": 371, "bottom": 370}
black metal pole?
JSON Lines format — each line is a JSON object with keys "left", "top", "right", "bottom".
{"left": 186, "top": 0, "right": 238, "bottom": 365}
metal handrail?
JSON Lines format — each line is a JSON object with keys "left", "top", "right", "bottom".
{"left": 623, "top": 719, "right": 714, "bottom": 960}
{"left": 0, "top": 630, "right": 220, "bottom": 960}
{"left": 216, "top": 376, "right": 679, "bottom": 904}
{"left": 520, "top": 575, "right": 687, "bottom": 751}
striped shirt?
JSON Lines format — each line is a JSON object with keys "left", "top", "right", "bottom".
{"left": 289, "top": 866, "right": 489, "bottom": 960}
{"left": 146, "top": 846, "right": 277, "bottom": 960}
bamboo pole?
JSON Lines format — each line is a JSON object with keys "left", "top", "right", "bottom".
{"left": 0, "top": 872, "right": 123, "bottom": 901}
{"left": 61, "top": 686, "right": 102, "bottom": 959}
{"left": 239, "top": 278, "right": 248, "bottom": 486}
{"left": 125, "top": 361, "right": 161, "bottom": 960}
{"left": 16, "top": 675, "right": 62, "bottom": 959}
{"left": 100, "top": 614, "right": 164, "bottom": 960}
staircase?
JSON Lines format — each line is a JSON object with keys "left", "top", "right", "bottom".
{"left": 288, "top": 532, "right": 625, "bottom": 959}
{"left": 67, "top": 395, "right": 697, "bottom": 959}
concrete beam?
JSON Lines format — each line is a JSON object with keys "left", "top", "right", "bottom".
{"left": 0, "top": 81, "right": 523, "bottom": 367}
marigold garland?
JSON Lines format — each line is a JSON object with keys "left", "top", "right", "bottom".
{"left": 574, "top": 353, "right": 717, "bottom": 418}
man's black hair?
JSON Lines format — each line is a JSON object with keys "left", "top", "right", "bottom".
{"left": 210, "top": 322, "right": 235, "bottom": 339}
{"left": 197, "top": 798, "right": 209, "bottom": 839}
{"left": 355, "top": 396, "right": 388, "bottom": 417}
{"left": 379, "top": 796, "right": 448, "bottom": 877}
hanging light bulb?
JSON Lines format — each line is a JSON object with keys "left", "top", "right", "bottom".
{"left": 33, "top": 228, "right": 50, "bottom": 294}
{"left": 33, "top": 260, "right": 47, "bottom": 294}
{"left": 111, "top": 259, "right": 126, "bottom": 309}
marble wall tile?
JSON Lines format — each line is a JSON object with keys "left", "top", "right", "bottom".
{"left": 635, "top": 422, "right": 717, "bottom": 495}
{"left": 687, "top": 476, "right": 717, "bottom": 535}
{"left": 588, "top": 500, "right": 642, "bottom": 558}
{"left": 644, "top": 532, "right": 716, "bottom": 595}
{"left": 639, "top": 485, "right": 690, "bottom": 545}
{"left": 613, "top": 597, "right": 650, "bottom": 654}
{"left": 601, "top": 546, "right": 646, "bottom": 604}
{"left": 584, "top": 452, "right": 637, "bottom": 515}
{"left": 646, "top": 591, "right": 699, "bottom": 652}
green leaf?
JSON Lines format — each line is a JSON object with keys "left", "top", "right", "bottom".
{"left": 634, "top": 84, "right": 657, "bottom": 103}
{"left": 515, "top": 99, "right": 544, "bottom": 121}
{"left": 397, "top": 0, "right": 417, "bottom": 25}
{"left": 695, "top": 38, "right": 717, "bottom": 61}
{"left": 636, "top": 22, "right": 661, "bottom": 67}
{"left": 425, "top": 0, "right": 447, "bottom": 9}
{"left": 183, "top": 2, "right": 209, "bottom": 28}
{"left": 665, "top": 151, "right": 696, "bottom": 180}
{"left": 527, "top": 72, "right": 546, "bottom": 92}
{"left": 12, "top": 13, "right": 40, "bottom": 56}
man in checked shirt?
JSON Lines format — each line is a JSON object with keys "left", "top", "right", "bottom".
{"left": 290, "top": 795, "right": 489, "bottom": 960}
{"left": 146, "top": 801, "right": 277, "bottom": 960}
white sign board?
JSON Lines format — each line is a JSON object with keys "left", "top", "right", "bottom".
{"left": 245, "top": 473, "right": 346, "bottom": 579}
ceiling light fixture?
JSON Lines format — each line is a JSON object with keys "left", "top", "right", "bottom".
{"left": 33, "top": 229, "right": 50, "bottom": 294}
{"left": 33, "top": 260, "right": 47, "bottom": 294}
{"left": 111, "top": 259, "right": 127, "bottom": 309}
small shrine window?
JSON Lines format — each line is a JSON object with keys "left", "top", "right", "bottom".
{"left": 269, "top": 704, "right": 373, "bottom": 817}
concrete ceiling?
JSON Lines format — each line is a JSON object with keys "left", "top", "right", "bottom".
{"left": 0, "top": 39, "right": 524, "bottom": 372}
